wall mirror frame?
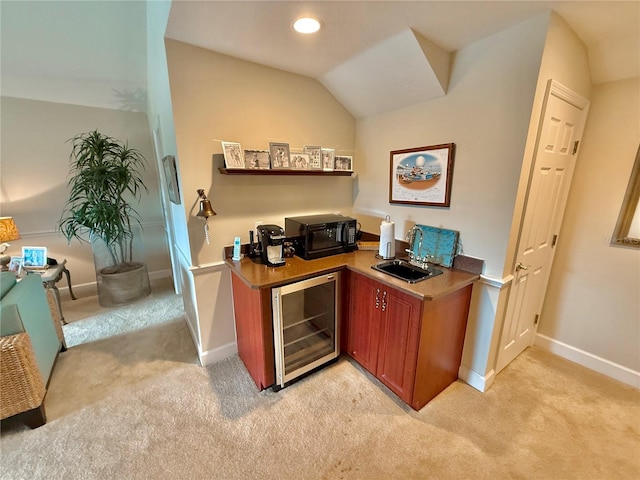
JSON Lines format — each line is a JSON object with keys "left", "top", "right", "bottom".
{"left": 611, "top": 144, "right": 640, "bottom": 248}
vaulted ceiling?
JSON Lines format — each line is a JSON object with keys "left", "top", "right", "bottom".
{"left": 166, "top": 1, "right": 640, "bottom": 117}
{"left": 2, "top": 1, "right": 638, "bottom": 118}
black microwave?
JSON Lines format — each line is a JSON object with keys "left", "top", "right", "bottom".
{"left": 285, "top": 214, "right": 357, "bottom": 260}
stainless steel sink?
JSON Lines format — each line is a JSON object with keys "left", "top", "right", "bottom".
{"left": 371, "top": 259, "right": 443, "bottom": 283}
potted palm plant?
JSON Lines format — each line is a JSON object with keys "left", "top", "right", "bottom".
{"left": 58, "top": 130, "right": 151, "bottom": 306}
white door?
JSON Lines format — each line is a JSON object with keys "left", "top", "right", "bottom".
{"left": 496, "top": 80, "right": 590, "bottom": 373}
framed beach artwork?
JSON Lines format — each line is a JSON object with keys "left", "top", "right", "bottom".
{"left": 389, "top": 143, "right": 455, "bottom": 207}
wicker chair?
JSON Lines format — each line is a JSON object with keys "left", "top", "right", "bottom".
{"left": 0, "top": 333, "right": 48, "bottom": 428}
{"left": 0, "top": 272, "right": 64, "bottom": 428}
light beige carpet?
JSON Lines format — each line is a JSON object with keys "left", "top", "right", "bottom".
{"left": 1, "top": 284, "right": 639, "bottom": 479}
{"left": 61, "top": 278, "right": 185, "bottom": 347}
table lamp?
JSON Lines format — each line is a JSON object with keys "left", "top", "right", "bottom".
{"left": 0, "top": 217, "right": 21, "bottom": 271}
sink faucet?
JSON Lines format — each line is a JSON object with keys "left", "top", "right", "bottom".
{"left": 405, "top": 227, "right": 434, "bottom": 269}
{"left": 405, "top": 227, "right": 424, "bottom": 266}
{"left": 405, "top": 228, "right": 416, "bottom": 261}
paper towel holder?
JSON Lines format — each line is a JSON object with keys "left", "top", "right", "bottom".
{"left": 379, "top": 215, "right": 396, "bottom": 260}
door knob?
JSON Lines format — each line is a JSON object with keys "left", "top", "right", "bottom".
{"left": 515, "top": 262, "right": 530, "bottom": 272}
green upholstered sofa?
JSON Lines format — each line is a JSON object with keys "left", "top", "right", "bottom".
{"left": 0, "top": 271, "right": 63, "bottom": 428}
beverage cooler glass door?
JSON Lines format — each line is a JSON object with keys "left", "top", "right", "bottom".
{"left": 272, "top": 272, "right": 339, "bottom": 388}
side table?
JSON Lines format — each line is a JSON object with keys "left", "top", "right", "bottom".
{"left": 28, "top": 259, "right": 77, "bottom": 325}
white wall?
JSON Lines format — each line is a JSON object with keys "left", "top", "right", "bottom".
{"left": 165, "top": 40, "right": 356, "bottom": 262}
{"left": 146, "top": 0, "right": 186, "bottom": 282}
{"left": 0, "top": 97, "right": 170, "bottom": 295}
{"left": 354, "top": 14, "right": 549, "bottom": 278}
{"left": 1, "top": 0, "right": 147, "bottom": 110}
{"left": 538, "top": 76, "right": 640, "bottom": 384}
{"left": 146, "top": 0, "right": 201, "bottom": 349}
{"left": 503, "top": 12, "right": 592, "bottom": 276}
{"left": 0, "top": 1, "right": 171, "bottom": 297}
{"left": 354, "top": 13, "right": 550, "bottom": 389}
{"left": 163, "top": 39, "right": 356, "bottom": 362}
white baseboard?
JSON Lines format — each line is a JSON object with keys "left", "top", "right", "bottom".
{"left": 59, "top": 282, "right": 98, "bottom": 299}
{"left": 458, "top": 365, "right": 495, "bottom": 392}
{"left": 198, "top": 341, "right": 238, "bottom": 367}
{"left": 181, "top": 311, "right": 237, "bottom": 367}
{"left": 149, "top": 268, "right": 172, "bottom": 282}
{"left": 535, "top": 333, "right": 640, "bottom": 389}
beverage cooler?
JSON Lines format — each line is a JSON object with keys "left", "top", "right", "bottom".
{"left": 271, "top": 272, "right": 340, "bottom": 389}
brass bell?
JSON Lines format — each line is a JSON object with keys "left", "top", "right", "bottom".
{"left": 196, "top": 189, "right": 217, "bottom": 219}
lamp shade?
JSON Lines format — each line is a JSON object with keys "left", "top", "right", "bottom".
{"left": 0, "top": 217, "right": 21, "bottom": 242}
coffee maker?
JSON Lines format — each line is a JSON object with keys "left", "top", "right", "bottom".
{"left": 254, "top": 225, "right": 286, "bottom": 267}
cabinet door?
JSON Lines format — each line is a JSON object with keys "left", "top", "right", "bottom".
{"left": 376, "top": 287, "right": 422, "bottom": 403}
{"left": 231, "top": 272, "right": 274, "bottom": 390}
{"left": 347, "top": 275, "right": 382, "bottom": 375}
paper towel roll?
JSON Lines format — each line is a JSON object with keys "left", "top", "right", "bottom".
{"left": 379, "top": 217, "right": 396, "bottom": 259}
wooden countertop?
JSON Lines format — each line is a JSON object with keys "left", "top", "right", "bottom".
{"left": 225, "top": 250, "right": 479, "bottom": 301}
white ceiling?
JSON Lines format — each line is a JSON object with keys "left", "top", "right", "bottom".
{"left": 166, "top": 0, "right": 640, "bottom": 117}
{"left": 1, "top": 1, "right": 637, "bottom": 117}
{"left": 1, "top": 1, "right": 148, "bottom": 110}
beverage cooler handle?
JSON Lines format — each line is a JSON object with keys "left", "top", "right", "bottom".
{"left": 272, "top": 291, "right": 285, "bottom": 387}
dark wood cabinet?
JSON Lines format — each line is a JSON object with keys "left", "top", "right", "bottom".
{"left": 346, "top": 271, "right": 473, "bottom": 410}
{"left": 231, "top": 269, "right": 346, "bottom": 390}
{"left": 376, "top": 286, "right": 422, "bottom": 403}
{"left": 229, "top": 253, "right": 476, "bottom": 407}
{"left": 230, "top": 272, "right": 275, "bottom": 390}
{"left": 347, "top": 275, "right": 383, "bottom": 375}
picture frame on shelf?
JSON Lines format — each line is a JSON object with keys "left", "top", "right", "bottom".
{"left": 221, "top": 141, "right": 245, "bottom": 169}
{"left": 304, "top": 145, "right": 322, "bottom": 170}
{"left": 269, "top": 142, "right": 291, "bottom": 169}
{"left": 389, "top": 143, "right": 455, "bottom": 207}
{"left": 334, "top": 155, "right": 353, "bottom": 172}
{"left": 290, "top": 152, "right": 312, "bottom": 170}
{"left": 244, "top": 150, "right": 271, "bottom": 169}
{"left": 321, "top": 148, "right": 335, "bottom": 171}
{"left": 22, "top": 246, "right": 47, "bottom": 268}
{"left": 162, "top": 154, "right": 181, "bottom": 204}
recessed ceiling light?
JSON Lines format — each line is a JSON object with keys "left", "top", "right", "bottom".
{"left": 293, "top": 17, "right": 321, "bottom": 34}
